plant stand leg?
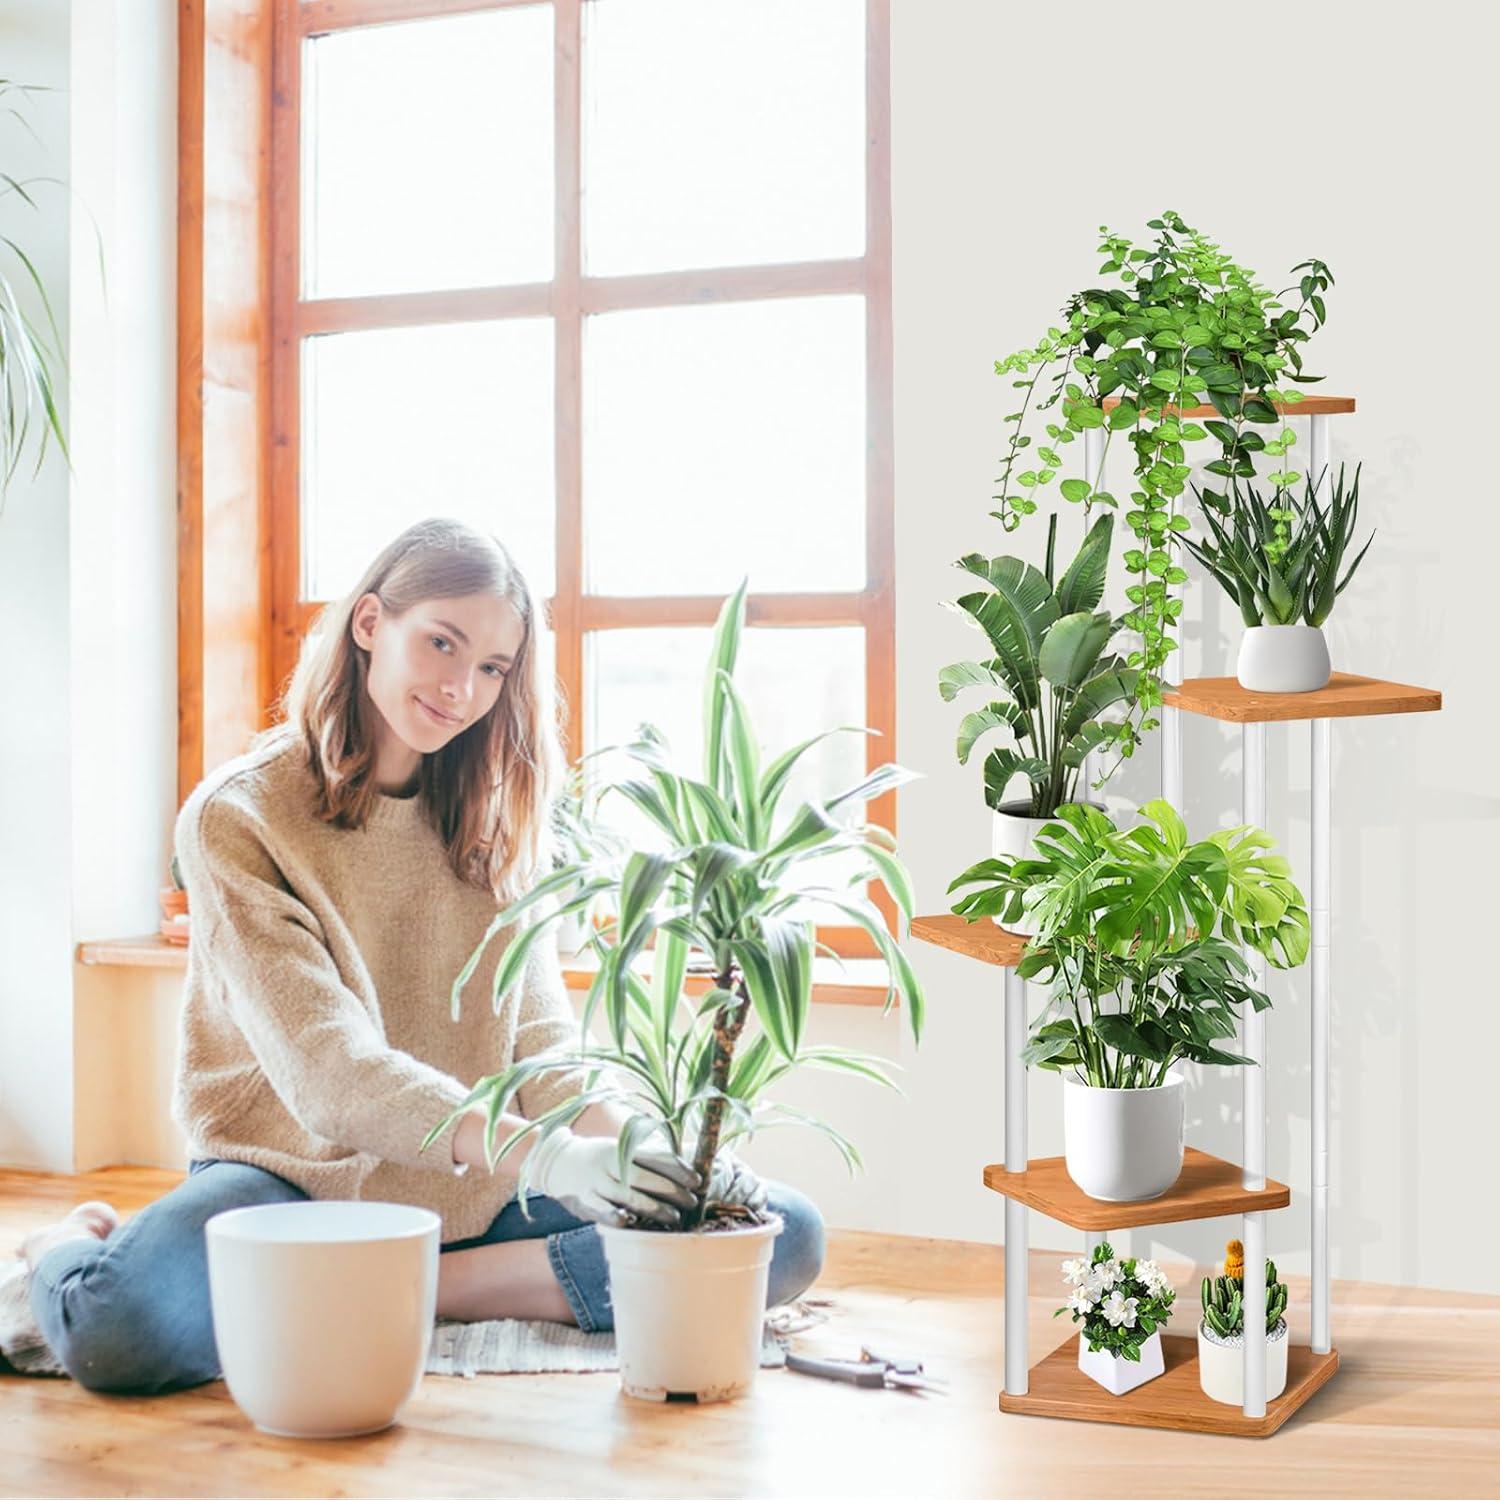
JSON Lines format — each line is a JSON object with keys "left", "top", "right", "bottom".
{"left": 1242, "top": 721, "right": 1268, "bottom": 1419}
{"left": 1312, "top": 716, "right": 1332, "bottom": 1354}
{"left": 1005, "top": 967, "right": 1028, "bottom": 1396}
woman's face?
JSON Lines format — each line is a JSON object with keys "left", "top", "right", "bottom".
{"left": 351, "top": 591, "right": 527, "bottom": 770}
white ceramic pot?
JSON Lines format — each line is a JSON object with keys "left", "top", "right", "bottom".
{"left": 1236, "top": 624, "right": 1331, "bottom": 693}
{"left": 1077, "top": 1329, "right": 1164, "bottom": 1396}
{"left": 990, "top": 800, "right": 1101, "bottom": 936}
{"left": 205, "top": 1201, "right": 439, "bottom": 1438}
{"left": 1062, "top": 1069, "right": 1186, "bottom": 1201}
{"left": 1197, "top": 1318, "right": 1289, "bottom": 1405}
{"left": 598, "top": 1214, "right": 782, "bottom": 1402}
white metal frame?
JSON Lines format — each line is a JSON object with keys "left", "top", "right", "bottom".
{"left": 997, "top": 413, "right": 1338, "bottom": 1418}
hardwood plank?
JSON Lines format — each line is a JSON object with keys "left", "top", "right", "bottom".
{"left": 3, "top": 1168, "right": 1499, "bottom": 1495}
{"left": 982, "top": 1148, "right": 1291, "bottom": 1231}
{"left": 1101, "top": 394, "right": 1357, "bottom": 417}
{"left": 1000, "top": 1333, "right": 1339, "bottom": 1437}
{"left": 76, "top": 936, "right": 188, "bottom": 970}
{"left": 911, "top": 914, "right": 1026, "bottom": 967}
{"left": 1164, "top": 672, "right": 1442, "bottom": 724}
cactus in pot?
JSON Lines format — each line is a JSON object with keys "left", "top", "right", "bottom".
{"left": 1196, "top": 1237, "right": 1291, "bottom": 1405}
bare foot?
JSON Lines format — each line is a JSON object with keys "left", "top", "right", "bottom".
{"left": 17, "top": 1201, "right": 120, "bottom": 1271}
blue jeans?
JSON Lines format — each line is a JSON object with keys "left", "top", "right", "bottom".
{"left": 29, "top": 1159, "right": 826, "bottom": 1394}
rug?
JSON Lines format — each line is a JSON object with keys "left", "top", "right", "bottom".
{"left": 2, "top": 1259, "right": 821, "bottom": 1380}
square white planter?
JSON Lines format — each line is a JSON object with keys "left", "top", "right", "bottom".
{"left": 1077, "top": 1329, "right": 1164, "bottom": 1396}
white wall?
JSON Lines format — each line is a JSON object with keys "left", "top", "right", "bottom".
{"left": 0, "top": 0, "right": 177, "bottom": 1171}
{"left": 776, "top": 0, "right": 1496, "bottom": 1297}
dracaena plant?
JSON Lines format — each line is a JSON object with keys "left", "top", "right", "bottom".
{"left": 990, "top": 210, "right": 1333, "bottom": 757}
{"left": 425, "top": 582, "right": 925, "bottom": 1227}
{"left": 941, "top": 511, "right": 1137, "bottom": 815}
{"left": 947, "top": 801, "right": 1309, "bottom": 1089}
{"left": 1185, "top": 464, "right": 1373, "bottom": 628}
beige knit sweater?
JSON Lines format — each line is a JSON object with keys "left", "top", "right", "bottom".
{"left": 171, "top": 729, "right": 583, "bottom": 1242}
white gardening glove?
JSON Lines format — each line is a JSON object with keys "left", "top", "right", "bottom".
{"left": 526, "top": 1129, "right": 701, "bottom": 1229}
{"left": 704, "top": 1149, "right": 769, "bottom": 1215}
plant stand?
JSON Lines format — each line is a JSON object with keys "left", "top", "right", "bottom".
{"left": 917, "top": 397, "right": 1441, "bottom": 1432}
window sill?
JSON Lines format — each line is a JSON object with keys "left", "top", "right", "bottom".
{"left": 75, "top": 935, "right": 897, "bottom": 1008}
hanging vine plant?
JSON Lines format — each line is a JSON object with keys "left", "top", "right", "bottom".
{"left": 990, "top": 210, "right": 1334, "bottom": 770}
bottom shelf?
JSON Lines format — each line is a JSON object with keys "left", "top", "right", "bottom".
{"left": 999, "top": 1334, "right": 1339, "bottom": 1438}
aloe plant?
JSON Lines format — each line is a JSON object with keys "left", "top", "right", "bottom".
{"left": 1186, "top": 464, "right": 1373, "bottom": 628}
{"left": 425, "top": 582, "right": 925, "bottom": 1227}
{"left": 941, "top": 511, "right": 1138, "bottom": 814}
{"left": 0, "top": 80, "right": 68, "bottom": 505}
{"left": 1201, "top": 1241, "right": 1288, "bottom": 1338}
{"left": 948, "top": 800, "right": 1309, "bottom": 1088}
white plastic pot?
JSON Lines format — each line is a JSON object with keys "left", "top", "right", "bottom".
{"left": 1077, "top": 1329, "right": 1164, "bottom": 1396}
{"left": 1062, "top": 1070, "right": 1186, "bottom": 1201}
{"left": 1236, "top": 624, "right": 1331, "bottom": 693}
{"left": 990, "top": 800, "right": 1101, "bottom": 936}
{"left": 205, "top": 1201, "right": 439, "bottom": 1438}
{"left": 1197, "top": 1317, "right": 1289, "bottom": 1405}
{"left": 598, "top": 1214, "right": 783, "bottom": 1402}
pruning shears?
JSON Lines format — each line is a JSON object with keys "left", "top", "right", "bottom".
{"left": 785, "top": 1344, "right": 945, "bottom": 1394}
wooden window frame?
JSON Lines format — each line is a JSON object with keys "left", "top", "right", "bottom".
{"left": 187, "top": 0, "right": 896, "bottom": 955}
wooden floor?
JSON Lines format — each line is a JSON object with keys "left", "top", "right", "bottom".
{"left": 2, "top": 1167, "right": 1497, "bottom": 1498}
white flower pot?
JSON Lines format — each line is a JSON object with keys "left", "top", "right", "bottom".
{"left": 990, "top": 800, "right": 1102, "bottom": 936}
{"left": 1197, "top": 1318, "right": 1289, "bottom": 1405}
{"left": 1062, "top": 1070, "right": 1186, "bottom": 1201}
{"left": 598, "top": 1214, "right": 783, "bottom": 1402}
{"left": 205, "top": 1201, "right": 439, "bottom": 1438}
{"left": 1236, "top": 624, "right": 1331, "bottom": 694}
{"left": 1077, "top": 1329, "right": 1164, "bottom": 1395}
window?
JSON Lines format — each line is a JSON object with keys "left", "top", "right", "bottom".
{"left": 271, "top": 0, "right": 895, "bottom": 951}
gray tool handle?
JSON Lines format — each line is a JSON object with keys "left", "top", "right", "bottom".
{"left": 785, "top": 1352, "right": 888, "bottom": 1388}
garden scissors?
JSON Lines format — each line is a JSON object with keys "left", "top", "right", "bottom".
{"left": 785, "top": 1344, "right": 945, "bottom": 1393}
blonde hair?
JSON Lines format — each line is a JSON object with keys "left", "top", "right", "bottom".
{"left": 262, "top": 518, "right": 562, "bottom": 904}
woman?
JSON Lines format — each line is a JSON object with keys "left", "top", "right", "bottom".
{"left": 18, "top": 518, "right": 824, "bottom": 1393}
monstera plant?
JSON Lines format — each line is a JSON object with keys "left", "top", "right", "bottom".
{"left": 941, "top": 512, "right": 1137, "bottom": 818}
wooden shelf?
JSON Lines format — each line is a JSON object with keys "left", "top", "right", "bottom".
{"left": 1001, "top": 1333, "right": 1339, "bottom": 1437}
{"left": 910, "top": 914, "right": 1026, "bottom": 967}
{"left": 982, "top": 1148, "right": 1290, "bottom": 1230}
{"left": 1164, "top": 672, "right": 1442, "bottom": 724}
{"left": 76, "top": 935, "right": 187, "bottom": 969}
{"left": 1100, "top": 394, "right": 1356, "bottom": 418}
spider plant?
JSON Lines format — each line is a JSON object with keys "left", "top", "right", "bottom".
{"left": 1187, "top": 465, "right": 1372, "bottom": 628}
{"left": 0, "top": 79, "right": 68, "bottom": 506}
{"left": 940, "top": 511, "right": 1138, "bottom": 814}
{"left": 424, "top": 581, "right": 925, "bottom": 1226}
{"left": 947, "top": 800, "right": 1309, "bottom": 1088}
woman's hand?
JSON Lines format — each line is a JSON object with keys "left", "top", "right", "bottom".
{"left": 527, "top": 1129, "right": 701, "bottom": 1229}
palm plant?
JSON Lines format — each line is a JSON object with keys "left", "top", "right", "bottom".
{"left": 947, "top": 801, "right": 1309, "bottom": 1088}
{"left": 425, "top": 582, "right": 925, "bottom": 1225}
{"left": 1, "top": 80, "right": 68, "bottom": 506}
{"left": 941, "top": 511, "right": 1138, "bottom": 815}
{"left": 1186, "top": 465, "right": 1372, "bottom": 628}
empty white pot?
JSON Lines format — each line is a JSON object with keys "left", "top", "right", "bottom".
{"left": 598, "top": 1214, "right": 782, "bottom": 1402}
{"left": 1062, "top": 1070, "right": 1186, "bottom": 1201}
{"left": 1078, "top": 1329, "right": 1164, "bottom": 1396}
{"left": 1197, "top": 1317, "right": 1289, "bottom": 1405}
{"left": 205, "top": 1201, "right": 440, "bottom": 1438}
{"left": 1236, "top": 625, "right": 1331, "bottom": 693}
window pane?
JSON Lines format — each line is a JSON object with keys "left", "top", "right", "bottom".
{"left": 303, "top": 9, "right": 553, "bottom": 299}
{"left": 583, "top": 297, "right": 866, "bottom": 596}
{"left": 301, "top": 321, "right": 555, "bottom": 602}
{"left": 588, "top": 627, "right": 867, "bottom": 908}
{"left": 583, "top": 0, "right": 865, "bottom": 276}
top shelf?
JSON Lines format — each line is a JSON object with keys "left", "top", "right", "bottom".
{"left": 910, "top": 914, "right": 1026, "bottom": 968}
{"left": 1100, "top": 394, "right": 1356, "bottom": 418}
{"left": 1164, "top": 673, "right": 1442, "bottom": 724}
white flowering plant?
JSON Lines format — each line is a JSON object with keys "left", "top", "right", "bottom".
{"left": 1057, "top": 1240, "right": 1175, "bottom": 1361}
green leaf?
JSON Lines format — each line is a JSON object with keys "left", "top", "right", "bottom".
{"left": 1055, "top": 512, "right": 1114, "bottom": 615}
{"left": 1060, "top": 478, "right": 1091, "bottom": 504}
{"left": 1039, "top": 611, "right": 1113, "bottom": 690}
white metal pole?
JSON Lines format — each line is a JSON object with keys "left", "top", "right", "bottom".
{"left": 1161, "top": 477, "right": 1183, "bottom": 810}
{"left": 1242, "top": 721, "right": 1268, "bottom": 1417}
{"left": 1004, "top": 968, "right": 1029, "bottom": 1395}
{"left": 1081, "top": 427, "right": 1105, "bottom": 800}
{"left": 1312, "top": 717, "right": 1332, "bottom": 1353}
{"left": 1309, "top": 413, "right": 1328, "bottom": 499}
